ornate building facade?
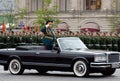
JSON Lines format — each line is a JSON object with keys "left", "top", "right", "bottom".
{"left": 14, "top": 0, "right": 120, "bottom": 32}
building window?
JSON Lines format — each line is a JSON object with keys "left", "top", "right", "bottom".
{"left": 57, "top": 22, "right": 69, "bottom": 31}
{"left": 59, "top": 0, "right": 70, "bottom": 12}
{"left": 31, "top": 0, "right": 36, "bottom": 11}
{"left": 80, "top": 22, "right": 100, "bottom": 32}
{"left": 116, "top": 0, "right": 120, "bottom": 12}
{"left": 29, "top": 0, "right": 42, "bottom": 12}
{"left": 86, "top": 0, "right": 101, "bottom": 10}
{"left": 37, "top": 0, "right": 42, "bottom": 10}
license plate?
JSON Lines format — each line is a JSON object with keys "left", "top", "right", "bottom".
{"left": 112, "top": 63, "right": 120, "bottom": 68}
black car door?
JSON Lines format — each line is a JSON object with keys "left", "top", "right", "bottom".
{"left": 55, "top": 52, "right": 73, "bottom": 67}
{"left": 34, "top": 50, "right": 58, "bottom": 66}
{"left": 19, "top": 50, "right": 57, "bottom": 66}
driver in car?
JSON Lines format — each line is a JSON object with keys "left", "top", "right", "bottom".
{"left": 41, "top": 20, "right": 55, "bottom": 50}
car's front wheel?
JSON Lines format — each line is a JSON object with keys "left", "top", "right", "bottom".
{"left": 101, "top": 68, "right": 116, "bottom": 76}
{"left": 73, "top": 60, "right": 89, "bottom": 77}
{"left": 9, "top": 59, "right": 24, "bottom": 75}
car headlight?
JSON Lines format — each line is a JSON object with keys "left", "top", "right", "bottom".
{"left": 95, "top": 54, "right": 107, "bottom": 62}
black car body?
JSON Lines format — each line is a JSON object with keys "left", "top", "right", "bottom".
{"left": 0, "top": 37, "right": 120, "bottom": 77}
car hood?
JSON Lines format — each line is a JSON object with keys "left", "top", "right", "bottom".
{"left": 64, "top": 49, "right": 119, "bottom": 55}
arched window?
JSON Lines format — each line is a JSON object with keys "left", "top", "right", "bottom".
{"left": 80, "top": 22, "right": 100, "bottom": 32}
{"left": 86, "top": 0, "right": 101, "bottom": 10}
{"left": 57, "top": 22, "right": 69, "bottom": 31}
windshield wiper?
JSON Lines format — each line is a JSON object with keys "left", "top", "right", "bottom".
{"left": 75, "top": 48, "right": 87, "bottom": 50}
{"left": 64, "top": 48, "right": 73, "bottom": 50}
{"left": 75, "top": 48, "right": 81, "bottom": 50}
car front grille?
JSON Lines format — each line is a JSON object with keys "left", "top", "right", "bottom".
{"left": 108, "top": 53, "right": 119, "bottom": 63}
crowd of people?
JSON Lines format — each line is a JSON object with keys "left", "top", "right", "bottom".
{"left": 54, "top": 30, "right": 120, "bottom": 37}
{"left": 0, "top": 29, "right": 120, "bottom": 51}
{"left": 0, "top": 30, "right": 120, "bottom": 40}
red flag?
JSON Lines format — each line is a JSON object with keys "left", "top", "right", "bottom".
{"left": 1, "top": 20, "right": 6, "bottom": 32}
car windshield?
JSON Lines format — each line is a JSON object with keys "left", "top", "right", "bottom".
{"left": 57, "top": 37, "right": 88, "bottom": 51}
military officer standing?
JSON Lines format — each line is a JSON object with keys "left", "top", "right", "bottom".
{"left": 41, "top": 20, "right": 55, "bottom": 50}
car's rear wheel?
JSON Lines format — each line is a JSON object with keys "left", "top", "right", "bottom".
{"left": 73, "top": 60, "right": 89, "bottom": 77}
{"left": 101, "top": 68, "right": 116, "bottom": 76}
{"left": 9, "top": 59, "right": 24, "bottom": 75}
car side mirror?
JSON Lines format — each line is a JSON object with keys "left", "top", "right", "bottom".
{"left": 53, "top": 47, "right": 59, "bottom": 50}
{"left": 53, "top": 46, "right": 60, "bottom": 52}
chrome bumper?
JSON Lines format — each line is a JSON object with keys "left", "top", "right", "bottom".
{"left": 90, "top": 62, "right": 120, "bottom": 68}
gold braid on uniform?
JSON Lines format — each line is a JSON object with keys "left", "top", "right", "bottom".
{"left": 46, "top": 28, "right": 52, "bottom": 36}
{"left": 45, "top": 28, "right": 53, "bottom": 39}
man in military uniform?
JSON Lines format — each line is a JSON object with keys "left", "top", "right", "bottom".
{"left": 41, "top": 20, "right": 55, "bottom": 50}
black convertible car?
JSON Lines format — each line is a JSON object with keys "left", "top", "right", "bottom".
{"left": 0, "top": 37, "right": 120, "bottom": 77}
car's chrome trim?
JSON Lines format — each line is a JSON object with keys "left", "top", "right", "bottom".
{"left": 22, "top": 62, "right": 71, "bottom": 67}
{"left": 90, "top": 62, "right": 120, "bottom": 68}
{"left": 0, "top": 48, "right": 15, "bottom": 51}
{"left": 0, "top": 60, "right": 7, "bottom": 64}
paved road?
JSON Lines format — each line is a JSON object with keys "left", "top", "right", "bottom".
{"left": 0, "top": 66, "right": 120, "bottom": 81}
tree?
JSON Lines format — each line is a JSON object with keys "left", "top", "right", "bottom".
{"left": 14, "top": 8, "right": 27, "bottom": 28}
{"left": 1, "top": 0, "right": 15, "bottom": 29}
{"left": 16, "top": 8, "right": 27, "bottom": 20}
{"left": 36, "top": 0, "right": 60, "bottom": 28}
{"left": 1, "top": 0, "right": 28, "bottom": 29}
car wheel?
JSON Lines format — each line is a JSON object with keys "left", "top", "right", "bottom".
{"left": 101, "top": 68, "right": 116, "bottom": 76}
{"left": 73, "top": 60, "right": 89, "bottom": 77}
{"left": 9, "top": 59, "right": 24, "bottom": 75}
{"left": 36, "top": 69, "right": 48, "bottom": 74}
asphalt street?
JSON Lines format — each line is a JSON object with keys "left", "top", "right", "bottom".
{"left": 0, "top": 66, "right": 120, "bottom": 81}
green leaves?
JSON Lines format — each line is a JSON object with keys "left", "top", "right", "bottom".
{"left": 17, "top": 8, "right": 27, "bottom": 19}
{"left": 36, "top": 0, "right": 60, "bottom": 27}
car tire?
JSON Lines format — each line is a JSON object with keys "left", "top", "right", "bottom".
{"left": 36, "top": 69, "right": 48, "bottom": 74}
{"left": 9, "top": 59, "right": 24, "bottom": 75}
{"left": 73, "top": 60, "right": 89, "bottom": 77}
{"left": 101, "top": 68, "right": 116, "bottom": 76}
